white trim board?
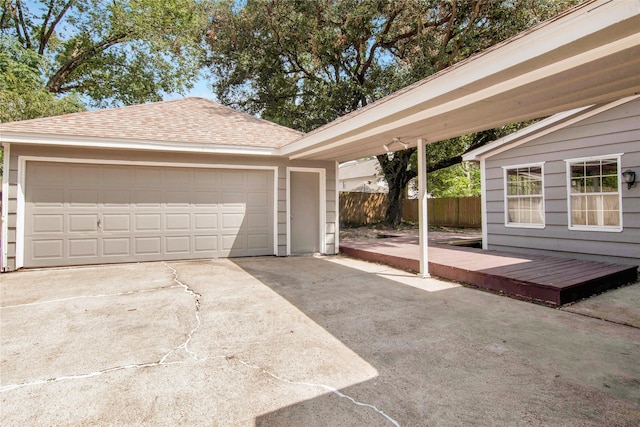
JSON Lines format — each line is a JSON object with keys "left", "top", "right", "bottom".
{"left": 1, "top": 143, "right": 10, "bottom": 271}
{"left": 286, "top": 167, "right": 327, "bottom": 256}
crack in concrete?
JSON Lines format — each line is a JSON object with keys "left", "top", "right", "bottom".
{"left": 0, "top": 360, "right": 183, "bottom": 392}
{"left": 0, "top": 285, "right": 182, "bottom": 309}
{"left": 232, "top": 357, "right": 400, "bottom": 427}
{"left": 2, "top": 263, "right": 399, "bottom": 426}
{"left": 159, "top": 263, "right": 203, "bottom": 363}
{"left": 1, "top": 263, "right": 203, "bottom": 393}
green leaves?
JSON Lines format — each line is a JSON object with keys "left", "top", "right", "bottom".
{"left": 1, "top": 0, "right": 210, "bottom": 109}
{"left": 0, "top": 36, "right": 85, "bottom": 122}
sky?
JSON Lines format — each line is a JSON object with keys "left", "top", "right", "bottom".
{"left": 163, "top": 74, "right": 215, "bottom": 101}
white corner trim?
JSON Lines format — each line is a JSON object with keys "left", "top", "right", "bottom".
{"left": 480, "top": 158, "right": 488, "bottom": 250}
{"left": 16, "top": 156, "right": 26, "bottom": 269}
{"left": 335, "top": 161, "right": 340, "bottom": 255}
{"left": 1, "top": 143, "right": 10, "bottom": 271}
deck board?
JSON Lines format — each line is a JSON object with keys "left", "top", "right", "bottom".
{"left": 340, "top": 237, "right": 638, "bottom": 306}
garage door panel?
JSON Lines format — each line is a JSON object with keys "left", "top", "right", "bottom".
{"left": 135, "top": 214, "right": 161, "bottom": 231}
{"left": 29, "top": 188, "right": 65, "bottom": 206}
{"left": 69, "top": 189, "right": 99, "bottom": 206}
{"left": 222, "top": 191, "right": 245, "bottom": 205}
{"left": 103, "top": 214, "right": 131, "bottom": 232}
{"left": 165, "top": 191, "right": 190, "bottom": 206}
{"left": 134, "top": 190, "right": 162, "bottom": 207}
{"left": 103, "top": 238, "right": 131, "bottom": 256}
{"left": 247, "top": 171, "right": 270, "bottom": 188}
{"left": 69, "top": 239, "right": 98, "bottom": 257}
{"left": 247, "top": 192, "right": 268, "bottom": 207}
{"left": 194, "top": 191, "right": 219, "bottom": 206}
{"left": 31, "top": 240, "right": 64, "bottom": 259}
{"left": 71, "top": 165, "right": 100, "bottom": 185}
{"left": 135, "top": 168, "right": 163, "bottom": 186}
{"left": 25, "top": 162, "right": 274, "bottom": 267}
{"left": 29, "top": 163, "right": 65, "bottom": 185}
{"left": 223, "top": 234, "right": 243, "bottom": 251}
{"left": 135, "top": 237, "right": 162, "bottom": 255}
{"left": 194, "top": 235, "right": 218, "bottom": 252}
{"left": 102, "top": 167, "right": 132, "bottom": 186}
{"left": 222, "top": 170, "right": 245, "bottom": 187}
{"left": 247, "top": 234, "right": 268, "bottom": 250}
{"left": 69, "top": 214, "right": 99, "bottom": 232}
{"left": 33, "top": 215, "right": 64, "bottom": 233}
{"left": 166, "top": 236, "right": 190, "bottom": 253}
{"left": 166, "top": 214, "right": 190, "bottom": 230}
{"left": 222, "top": 213, "right": 244, "bottom": 229}
{"left": 248, "top": 213, "right": 268, "bottom": 228}
{"left": 194, "top": 169, "right": 219, "bottom": 185}
{"left": 103, "top": 190, "right": 131, "bottom": 206}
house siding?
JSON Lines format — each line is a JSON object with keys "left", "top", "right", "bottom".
{"left": 3, "top": 144, "right": 336, "bottom": 271}
{"left": 484, "top": 99, "right": 640, "bottom": 266}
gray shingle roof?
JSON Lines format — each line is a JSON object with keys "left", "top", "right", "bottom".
{"left": 0, "top": 97, "right": 303, "bottom": 149}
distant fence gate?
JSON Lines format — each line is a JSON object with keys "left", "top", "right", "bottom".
{"left": 340, "top": 193, "right": 481, "bottom": 228}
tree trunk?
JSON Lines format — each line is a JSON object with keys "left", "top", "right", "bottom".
{"left": 377, "top": 148, "right": 417, "bottom": 227}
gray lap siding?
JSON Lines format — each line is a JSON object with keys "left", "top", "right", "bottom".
{"left": 484, "top": 99, "right": 640, "bottom": 266}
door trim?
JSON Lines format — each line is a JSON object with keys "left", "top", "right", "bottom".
{"left": 286, "top": 167, "right": 326, "bottom": 256}
{"left": 16, "top": 156, "right": 278, "bottom": 269}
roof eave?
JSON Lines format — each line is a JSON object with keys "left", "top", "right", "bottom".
{"left": 462, "top": 95, "right": 640, "bottom": 162}
{"left": 0, "top": 132, "right": 281, "bottom": 157}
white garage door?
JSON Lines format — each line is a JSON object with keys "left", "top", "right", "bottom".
{"left": 24, "top": 161, "right": 274, "bottom": 268}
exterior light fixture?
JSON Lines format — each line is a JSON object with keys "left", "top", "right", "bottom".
{"left": 622, "top": 169, "right": 636, "bottom": 189}
{"left": 383, "top": 138, "right": 409, "bottom": 152}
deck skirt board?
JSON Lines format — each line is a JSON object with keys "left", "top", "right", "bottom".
{"left": 340, "top": 237, "right": 638, "bottom": 306}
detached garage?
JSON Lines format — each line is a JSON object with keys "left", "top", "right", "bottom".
{"left": 1, "top": 98, "right": 338, "bottom": 271}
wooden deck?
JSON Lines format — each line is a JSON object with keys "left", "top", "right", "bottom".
{"left": 339, "top": 235, "right": 638, "bottom": 306}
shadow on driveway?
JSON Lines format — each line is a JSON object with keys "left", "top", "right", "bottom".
{"left": 233, "top": 256, "right": 640, "bottom": 426}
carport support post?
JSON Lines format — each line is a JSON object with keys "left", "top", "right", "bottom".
{"left": 417, "top": 138, "right": 430, "bottom": 278}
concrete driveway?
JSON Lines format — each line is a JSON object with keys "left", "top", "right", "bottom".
{"left": 1, "top": 256, "right": 639, "bottom": 426}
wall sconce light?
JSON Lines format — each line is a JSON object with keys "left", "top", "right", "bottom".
{"left": 622, "top": 170, "right": 636, "bottom": 189}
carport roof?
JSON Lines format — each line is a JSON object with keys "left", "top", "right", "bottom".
{"left": 0, "top": 97, "right": 302, "bottom": 154}
{"left": 282, "top": 0, "right": 640, "bottom": 162}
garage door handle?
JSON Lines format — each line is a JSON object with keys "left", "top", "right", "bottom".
{"left": 97, "top": 218, "right": 102, "bottom": 228}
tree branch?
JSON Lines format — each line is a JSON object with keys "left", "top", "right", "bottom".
{"left": 39, "top": 0, "right": 75, "bottom": 55}
{"left": 45, "top": 31, "right": 131, "bottom": 93}
{"left": 15, "top": 0, "right": 32, "bottom": 48}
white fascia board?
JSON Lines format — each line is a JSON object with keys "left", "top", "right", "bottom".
{"left": 282, "top": 0, "right": 639, "bottom": 158}
{"left": 0, "top": 132, "right": 280, "bottom": 157}
{"left": 290, "top": 32, "right": 640, "bottom": 161}
{"left": 463, "top": 95, "right": 640, "bottom": 162}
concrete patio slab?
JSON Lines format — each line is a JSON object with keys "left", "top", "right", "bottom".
{"left": 1, "top": 257, "right": 639, "bottom": 426}
{"left": 562, "top": 282, "right": 640, "bottom": 328}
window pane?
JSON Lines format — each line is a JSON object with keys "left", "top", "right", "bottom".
{"left": 571, "top": 164, "right": 584, "bottom": 178}
{"left": 571, "top": 195, "right": 586, "bottom": 226}
{"left": 601, "top": 160, "right": 618, "bottom": 176}
{"left": 585, "top": 161, "right": 600, "bottom": 176}
{"left": 602, "top": 175, "right": 618, "bottom": 192}
{"left": 571, "top": 178, "right": 584, "bottom": 194}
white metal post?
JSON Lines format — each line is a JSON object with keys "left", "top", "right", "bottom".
{"left": 417, "top": 138, "right": 430, "bottom": 277}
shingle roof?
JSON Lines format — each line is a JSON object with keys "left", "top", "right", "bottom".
{"left": 0, "top": 97, "right": 303, "bottom": 149}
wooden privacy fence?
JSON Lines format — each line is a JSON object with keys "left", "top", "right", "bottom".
{"left": 340, "top": 193, "right": 481, "bottom": 228}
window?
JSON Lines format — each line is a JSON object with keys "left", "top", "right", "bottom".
{"left": 503, "top": 163, "right": 545, "bottom": 228}
{"left": 566, "top": 155, "right": 622, "bottom": 231}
